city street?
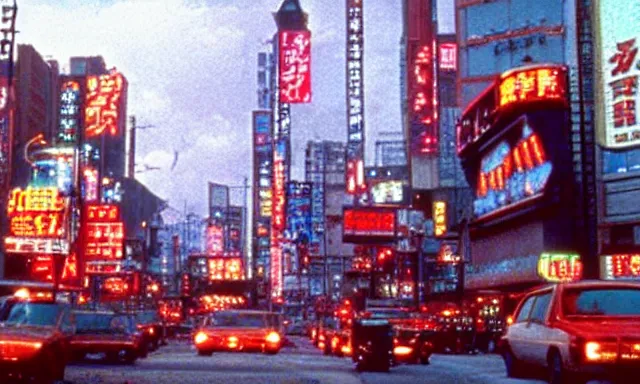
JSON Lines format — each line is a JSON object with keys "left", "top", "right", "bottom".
{"left": 64, "top": 337, "right": 548, "bottom": 384}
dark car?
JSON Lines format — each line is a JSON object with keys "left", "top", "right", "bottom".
{"left": 393, "top": 325, "right": 435, "bottom": 365}
{"left": 351, "top": 318, "right": 394, "bottom": 372}
{"left": 134, "top": 310, "right": 166, "bottom": 351}
{"left": 0, "top": 293, "right": 75, "bottom": 383}
{"left": 71, "top": 311, "right": 145, "bottom": 364}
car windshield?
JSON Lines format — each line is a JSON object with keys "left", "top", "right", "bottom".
{"left": 563, "top": 287, "right": 640, "bottom": 316}
{"left": 76, "top": 313, "right": 134, "bottom": 334}
{"left": 0, "top": 302, "right": 60, "bottom": 326}
{"left": 210, "top": 312, "right": 266, "bottom": 328}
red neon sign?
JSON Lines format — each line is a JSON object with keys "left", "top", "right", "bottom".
{"left": 7, "top": 188, "right": 65, "bottom": 238}
{"left": 439, "top": 43, "right": 457, "bottom": 71}
{"left": 31, "top": 255, "right": 54, "bottom": 282}
{"left": 208, "top": 257, "right": 245, "bottom": 281}
{"left": 85, "top": 72, "right": 124, "bottom": 137}
{"left": 498, "top": 66, "right": 567, "bottom": 108}
{"left": 206, "top": 225, "right": 224, "bottom": 255}
{"left": 609, "top": 254, "right": 640, "bottom": 278}
{"left": 343, "top": 209, "right": 395, "bottom": 237}
{"left": 538, "top": 253, "right": 582, "bottom": 283}
{"left": 86, "top": 204, "right": 120, "bottom": 222}
{"left": 346, "top": 159, "right": 366, "bottom": 194}
{"left": 279, "top": 30, "right": 312, "bottom": 104}
{"left": 84, "top": 204, "right": 124, "bottom": 262}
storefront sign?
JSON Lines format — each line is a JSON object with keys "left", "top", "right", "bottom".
{"left": 7, "top": 187, "right": 66, "bottom": 238}
{"left": 343, "top": 208, "right": 396, "bottom": 241}
{"left": 595, "top": 0, "right": 640, "bottom": 148}
{"left": 433, "top": 201, "right": 447, "bottom": 237}
{"left": 601, "top": 254, "right": 640, "bottom": 280}
{"left": 84, "top": 203, "right": 124, "bottom": 262}
{"left": 85, "top": 72, "right": 124, "bottom": 137}
{"left": 279, "top": 30, "right": 311, "bottom": 104}
{"left": 208, "top": 257, "right": 244, "bottom": 281}
{"left": 439, "top": 43, "right": 457, "bottom": 71}
{"left": 4, "top": 237, "right": 69, "bottom": 254}
{"left": 538, "top": 253, "right": 582, "bottom": 282}
{"left": 473, "top": 116, "right": 552, "bottom": 219}
{"left": 498, "top": 66, "right": 567, "bottom": 108}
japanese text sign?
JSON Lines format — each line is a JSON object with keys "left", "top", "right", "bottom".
{"left": 7, "top": 187, "right": 66, "bottom": 239}
{"left": 498, "top": 66, "right": 567, "bottom": 108}
{"left": 601, "top": 254, "right": 640, "bottom": 280}
{"left": 538, "top": 253, "right": 582, "bottom": 283}
{"left": 85, "top": 72, "right": 124, "bottom": 137}
{"left": 279, "top": 30, "right": 312, "bottom": 103}
{"left": 343, "top": 208, "right": 396, "bottom": 238}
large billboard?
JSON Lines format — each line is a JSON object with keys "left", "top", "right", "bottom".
{"left": 286, "top": 182, "right": 312, "bottom": 244}
{"left": 406, "top": 0, "right": 438, "bottom": 155}
{"left": 279, "top": 30, "right": 311, "bottom": 104}
{"left": 595, "top": 0, "right": 640, "bottom": 148}
{"left": 85, "top": 72, "right": 124, "bottom": 138}
{"left": 345, "top": 0, "right": 366, "bottom": 195}
{"left": 343, "top": 208, "right": 396, "bottom": 243}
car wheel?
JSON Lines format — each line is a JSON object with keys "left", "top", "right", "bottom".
{"left": 323, "top": 342, "right": 331, "bottom": 356}
{"left": 548, "top": 350, "right": 575, "bottom": 384}
{"left": 419, "top": 353, "right": 431, "bottom": 365}
{"left": 197, "top": 349, "right": 213, "bottom": 356}
{"left": 503, "top": 348, "right": 526, "bottom": 378}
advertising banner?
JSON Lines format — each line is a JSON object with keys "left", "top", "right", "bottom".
{"left": 270, "top": 140, "right": 288, "bottom": 300}
{"left": 85, "top": 72, "right": 124, "bottom": 137}
{"left": 279, "top": 30, "right": 312, "bottom": 104}
{"left": 286, "top": 181, "right": 312, "bottom": 244}
{"left": 206, "top": 224, "right": 224, "bottom": 255}
{"left": 595, "top": 0, "right": 640, "bottom": 148}
{"left": 311, "top": 182, "right": 324, "bottom": 249}
{"left": 343, "top": 208, "right": 396, "bottom": 243}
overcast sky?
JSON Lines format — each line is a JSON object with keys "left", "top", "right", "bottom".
{"left": 17, "top": 0, "right": 454, "bottom": 216}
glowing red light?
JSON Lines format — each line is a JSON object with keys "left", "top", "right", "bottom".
{"left": 85, "top": 72, "right": 124, "bottom": 137}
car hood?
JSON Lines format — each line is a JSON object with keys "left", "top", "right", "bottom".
{"left": 556, "top": 318, "right": 640, "bottom": 339}
{"left": 0, "top": 325, "right": 55, "bottom": 342}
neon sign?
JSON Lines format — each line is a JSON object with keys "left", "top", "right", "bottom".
{"left": 439, "top": 43, "right": 457, "bottom": 71}
{"left": 345, "top": 0, "right": 366, "bottom": 194}
{"left": 58, "top": 80, "right": 81, "bottom": 143}
{"left": 208, "top": 257, "right": 245, "bottom": 281}
{"left": 538, "top": 253, "right": 582, "bottom": 282}
{"left": 85, "top": 204, "right": 124, "bottom": 262}
{"left": 343, "top": 208, "right": 396, "bottom": 238}
{"left": 270, "top": 141, "right": 287, "bottom": 300}
{"left": 83, "top": 168, "right": 98, "bottom": 202}
{"left": 85, "top": 72, "right": 124, "bottom": 137}
{"left": 7, "top": 187, "right": 66, "bottom": 238}
{"left": 473, "top": 117, "right": 552, "bottom": 219}
{"left": 601, "top": 254, "right": 640, "bottom": 280}
{"left": 370, "top": 180, "right": 405, "bottom": 205}
{"left": 498, "top": 66, "right": 567, "bottom": 108}
{"left": 433, "top": 201, "right": 447, "bottom": 237}
{"left": 87, "top": 204, "right": 119, "bottom": 222}
{"left": 279, "top": 30, "right": 311, "bottom": 104}
{"left": 206, "top": 225, "right": 224, "bottom": 255}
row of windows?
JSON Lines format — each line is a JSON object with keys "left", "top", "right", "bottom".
{"left": 602, "top": 148, "right": 640, "bottom": 175}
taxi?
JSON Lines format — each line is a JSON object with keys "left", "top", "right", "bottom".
{"left": 0, "top": 288, "right": 75, "bottom": 383}
{"left": 392, "top": 318, "right": 436, "bottom": 365}
{"left": 71, "top": 310, "right": 145, "bottom": 364}
{"left": 193, "top": 310, "right": 283, "bottom": 355}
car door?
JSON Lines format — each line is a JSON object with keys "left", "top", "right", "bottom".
{"left": 523, "top": 292, "right": 553, "bottom": 366}
{"left": 508, "top": 295, "right": 535, "bottom": 360}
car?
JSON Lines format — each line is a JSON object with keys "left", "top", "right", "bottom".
{"left": 351, "top": 318, "right": 394, "bottom": 372}
{"left": 134, "top": 309, "right": 166, "bottom": 351}
{"left": 316, "top": 316, "right": 341, "bottom": 355}
{"left": 392, "top": 324, "right": 435, "bottom": 365}
{"left": 71, "top": 310, "right": 145, "bottom": 364}
{"left": 193, "top": 310, "right": 283, "bottom": 355}
{"left": 330, "top": 328, "right": 352, "bottom": 357}
{"left": 500, "top": 280, "right": 640, "bottom": 384}
{"left": 0, "top": 290, "right": 75, "bottom": 383}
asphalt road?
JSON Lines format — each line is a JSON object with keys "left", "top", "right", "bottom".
{"left": 62, "top": 337, "right": 551, "bottom": 384}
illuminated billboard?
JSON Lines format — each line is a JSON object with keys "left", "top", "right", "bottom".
{"left": 473, "top": 116, "right": 552, "bottom": 219}
{"left": 279, "top": 30, "right": 311, "bottom": 104}
{"left": 286, "top": 182, "right": 312, "bottom": 244}
{"left": 498, "top": 66, "right": 567, "bottom": 109}
{"left": 406, "top": 0, "right": 438, "bottom": 155}
{"left": 208, "top": 257, "right": 245, "bottom": 281}
{"left": 439, "top": 43, "right": 457, "bottom": 71}
{"left": 370, "top": 180, "right": 406, "bottom": 205}
{"left": 206, "top": 224, "right": 224, "bottom": 255}
{"left": 7, "top": 187, "right": 67, "bottom": 238}
{"left": 595, "top": 0, "right": 640, "bottom": 148}
{"left": 84, "top": 204, "right": 124, "bottom": 263}
{"left": 433, "top": 201, "right": 447, "bottom": 237}
{"left": 345, "top": 0, "right": 366, "bottom": 195}
{"left": 538, "top": 253, "right": 582, "bottom": 283}
{"left": 85, "top": 72, "right": 124, "bottom": 138}
{"left": 209, "top": 182, "right": 229, "bottom": 221}
{"left": 83, "top": 167, "right": 98, "bottom": 202}
{"left": 58, "top": 79, "right": 82, "bottom": 143}
{"left": 601, "top": 254, "right": 640, "bottom": 280}
{"left": 343, "top": 208, "right": 396, "bottom": 243}
{"left": 270, "top": 140, "right": 288, "bottom": 300}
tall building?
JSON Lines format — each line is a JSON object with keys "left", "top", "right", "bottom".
{"left": 304, "top": 140, "right": 352, "bottom": 296}
{"left": 454, "top": 0, "right": 598, "bottom": 295}
{"left": 12, "top": 44, "right": 59, "bottom": 188}
{"left": 69, "top": 56, "right": 107, "bottom": 76}
{"left": 375, "top": 139, "right": 407, "bottom": 167}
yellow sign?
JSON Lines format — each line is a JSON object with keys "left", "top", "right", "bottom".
{"left": 433, "top": 201, "right": 447, "bottom": 237}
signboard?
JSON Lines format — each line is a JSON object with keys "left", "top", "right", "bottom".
{"left": 279, "top": 30, "right": 311, "bottom": 104}
{"left": 83, "top": 167, "right": 98, "bottom": 202}
{"left": 407, "top": 0, "right": 438, "bottom": 155}
{"left": 85, "top": 204, "right": 124, "bottom": 263}
{"left": 208, "top": 257, "right": 244, "bottom": 281}
{"left": 4, "top": 237, "right": 69, "bottom": 254}
{"left": 7, "top": 187, "right": 66, "bottom": 239}
{"left": 58, "top": 79, "right": 82, "bottom": 143}
{"left": 601, "top": 254, "right": 640, "bottom": 280}
{"left": 311, "top": 182, "right": 324, "bottom": 247}
{"left": 270, "top": 140, "right": 288, "bottom": 300}
{"left": 538, "top": 253, "right": 582, "bottom": 283}
{"left": 286, "top": 182, "right": 312, "bottom": 244}
{"left": 85, "top": 72, "right": 124, "bottom": 137}
{"left": 370, "top": 180, "right": 406, "bottom": 205}
{"left": 343, "top": 208, "right": 396, "bottom": 242}
{"left": 439, "top": 43, "right": 457, "bottom": 71}
{"left": 206, "top": 225, "right": 224, "bottom": 255}
{"left": 595, "top": 0, "right": 640, "bottom": 148}
{"left": 345, "top": 0, "right": 366, "bottom": 194}
{"left": 433, "top": 201, "right": 447, "bottom": 237}
{"left": 473, "top": 116, "right": 552, "bottom": 219}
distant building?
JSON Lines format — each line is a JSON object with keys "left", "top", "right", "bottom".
{"left": 375, "top": 139, "right": 407, "bottom": 167}
{"left": 69, "top": 56, "right": 107, "bottom": 76}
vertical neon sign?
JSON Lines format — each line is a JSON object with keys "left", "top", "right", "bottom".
{"left": 270, "top": 140, "right": 287, "bottom": 300}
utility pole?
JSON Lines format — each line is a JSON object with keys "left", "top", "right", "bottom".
{"left": 128, "top": 115, "right": 155, "bottom": 179}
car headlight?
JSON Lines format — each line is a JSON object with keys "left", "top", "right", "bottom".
{"left": 194, "top": 332, "right": 208, "bottom": 345}
{"left": 266, "top": 332, "right": 281, "bottom": 344}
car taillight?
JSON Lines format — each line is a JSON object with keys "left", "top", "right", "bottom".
{"left": 148, "top": 327, "right": 155, "bottom": 335}
{"left": 585, "top": 341, "right": 617, "bottom": 362}
{"left": 331, "top": 336, "right": 339, "bottom": 349}
{"left": 194, "top": 332, "right": 208, "bottom": 345}
{"left": 266, "top": 332, "right": 281, "bottom": 344}
{"left": 393, "top": 346, "right": 413, "bottom": 356}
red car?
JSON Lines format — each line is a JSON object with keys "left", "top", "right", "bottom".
{"left": 0, "top": 291, "right": 75, "bottom": 383}
{"left": 193, "top": 310, "right": 283, "bottom": 355}
{"left": 71, "top": 311, "right": 146, "bottom": 364}
{"left": 500, "top": 280, "right": 640, "bottom": 384}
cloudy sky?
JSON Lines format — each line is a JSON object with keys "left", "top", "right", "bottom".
{"left": 17, "top": 0, "right": 453, "bottom": 215}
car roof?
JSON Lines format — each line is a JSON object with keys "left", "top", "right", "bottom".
{"left": 525, "top": 280, "right": 640, "bottom": 296}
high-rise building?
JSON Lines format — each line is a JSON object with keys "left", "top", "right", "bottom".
{"left": 375, "top": 139, "right": 407, "bottom": 167}
{"left": 304, "top": 140, "right": 352, "bottom": 296}
{"left": 70, "top": 56, "right": 107, "bottom": 76}
{"left": 12, "top": 44, "right": 60, "bottom": 188}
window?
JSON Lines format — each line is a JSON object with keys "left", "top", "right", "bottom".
{"left": 603, "top": 148, "right": 640, "bottom": 174}
{"left": 563, "top": 288, "right": 640, "bottom": 316}
{"left": 515, "top": 296, "right": 535, "bottom": 323}
{"left": 529, "top": 293, "right": 552, "bottom": 322}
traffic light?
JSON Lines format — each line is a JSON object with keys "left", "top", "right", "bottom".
{"left": 181, "top": 273, "right": 191, "bottom": 297}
